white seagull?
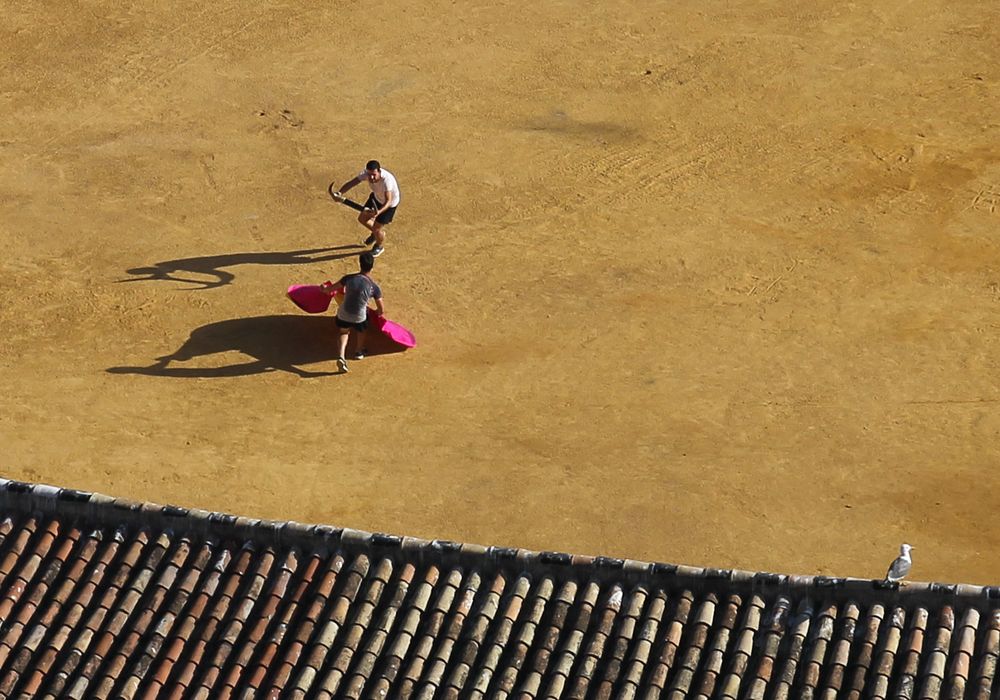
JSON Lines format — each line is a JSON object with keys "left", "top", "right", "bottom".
{"left": 884, "top": 543, "right": 914, "bottom": 584}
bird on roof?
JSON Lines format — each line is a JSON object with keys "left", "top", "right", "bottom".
{"left": 884, "top": 543, "right": 914, "bottom": 584}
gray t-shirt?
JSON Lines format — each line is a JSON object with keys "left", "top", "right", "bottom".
{"left": 336, "top": 273, "right": 381, "bottom": 323}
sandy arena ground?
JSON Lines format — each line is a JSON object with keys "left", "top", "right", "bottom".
{"left": 2, "top": 1, "right": 999, "bottom": 584}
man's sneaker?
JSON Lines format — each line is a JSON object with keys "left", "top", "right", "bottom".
{"left": 371, "top": 245, "right": 384, "bottom": 257}
{"left": 352, "top": 350, "right": 366, "bottom": 360}
{"left": 363, "top": 234, "right": 376, "bottom": 246}
{"left": 336, "top": 357, "right": 348, "bottom": 373}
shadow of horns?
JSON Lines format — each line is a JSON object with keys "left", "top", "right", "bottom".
{"left": 117, "top": 245, "right": 364, "bottom": 290}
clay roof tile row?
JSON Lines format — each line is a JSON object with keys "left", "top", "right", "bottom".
{"left": 0, "top": 478, "right": 997, "bottom": 698}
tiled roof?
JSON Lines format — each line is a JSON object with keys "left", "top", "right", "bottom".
{"left": 0, "top": 480, "right": 997, "bottom": 699}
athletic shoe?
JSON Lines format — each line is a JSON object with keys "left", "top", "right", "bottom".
{"left": 352, "top": 350, "right": 366, "bottom": 360}
{"left": 336, "top": 357, "right": 348, "bottom": 373}
{"left": 371, "top": 245, "right": 384, "bottom": 257}
{"left": 363, "top": 234, "right": 376, "bottom": 246}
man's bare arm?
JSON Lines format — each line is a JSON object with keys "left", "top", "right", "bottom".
{"left": 334, "top": 175, "right": 363, "bottom": 196}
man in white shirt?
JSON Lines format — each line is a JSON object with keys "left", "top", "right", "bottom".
{"left": 332, "top": 160, "right": 401, "bottom": 257}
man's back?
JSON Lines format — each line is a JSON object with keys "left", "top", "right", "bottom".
{"left": 337, "top": 273, "right": 381, "bottom": 322}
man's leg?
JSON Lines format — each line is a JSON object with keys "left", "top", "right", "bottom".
{"left": 353, "top": 327, "right": 368, "bottom": 359}
{"left": 357, "top": 209, "right": 376, "bottom": 230}
{"left": 357, "top": 210, "right": 377, "bottom": 241}
{"left": 337, "top": 327, "right": 350, "bottom": 372}
{"left": 371, "top": 222, "right": 385, "bottom": 255}
{"left": 370, "top": 206, "right": 394, "bottom": 255}
{"left": 358, "top": 195, "right": 381, "bottom": 245}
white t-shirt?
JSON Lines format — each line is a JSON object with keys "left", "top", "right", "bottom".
{"left": 359, "top": 167, "right": 401, "bottom": 207}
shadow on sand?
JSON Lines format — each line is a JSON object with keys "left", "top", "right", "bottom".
{"left": 107, "top": 315, "right": 406, "bottom": 378}
{"left": 118, "top": 245, "right": 363, "bottom": 290}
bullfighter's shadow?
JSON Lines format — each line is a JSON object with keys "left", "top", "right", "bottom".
{"left": 107, "top": 315, "right": 405, "bottom": 378}
{"left": 118, "top": 245, "right": 363, "bottom": 290}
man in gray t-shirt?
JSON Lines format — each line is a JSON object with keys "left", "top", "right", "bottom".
{"left": 322, "top": 251, "right": 384, "bottom": 373}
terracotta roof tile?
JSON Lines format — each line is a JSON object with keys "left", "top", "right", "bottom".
{"left": 204, "top": 551, "right": 299, "bottom": 698}
{"left": 269, "top": 553, "right": 355, "bottom": 696}
{"left": 383, "top": 565, "right": 436, "bottom": 680}
{"left": 919, "top": 604, "right": 956, "bottom": 699}
{"left": 484, "top": 574, "right": 546, "bottom": 697}
{"left": 0, "top": 479, "right": 999, "bottom": 698}
{"left": 40, "top": 531, "right": 146, "bottom": 699}
{"left": 843, "top": 601, "right": 885, "bottom": 700}
{"left": 164, "top": 546, "right": 260, "bottom": 696}
{"left": 796, "top": 601, "right": 837, "bottom": 696}
{"left": 0, "top": 526, "right": 76, "bottom": 668}
{"left": 973, "top": 609, "right": 1000, "bottom": 699}
{"left": 641, "top": 588, "right": 693, "bottom": 698}
{"left": 665, "top": 592, "right": 714, "bottom": 698}
{"left": 0, "top": 518, "right": 38, "bottom": 580}
{"left": 312, "top": 557, "right": 395, "bottom": 698}
{"left": 562, "top": 583, "right": 617, "bottom": 698}
{"left": 539, "top": 580, "right": 599, "bottom": 699}
{"left": 833, "top": 605, "right": 863, "bottom": 695}
{"left": 0, "top": 519, "right": 58, "bottom": 626}
{"left": 399, "top": 574, "right": 484, "bottom": 696}
{"left": 445, "top": 571, "right": 498, "bottom": 699}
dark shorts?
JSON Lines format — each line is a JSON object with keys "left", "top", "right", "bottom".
{"left": 336, "top": 316, "right": 368, "bottom": 332}
{"left": 364, "top": 194, "right": 397, "bottom": 224}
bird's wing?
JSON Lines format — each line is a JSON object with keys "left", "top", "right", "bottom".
{"left": 886, "top": 556, "right": 911, "bottom": 579}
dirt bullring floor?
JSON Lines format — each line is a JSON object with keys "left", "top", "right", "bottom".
{"left": 2, "top": 1, "right": 999, "bottom": 583}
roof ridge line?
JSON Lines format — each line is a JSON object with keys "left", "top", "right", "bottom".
{"left": 0, "top": 479, "right": 996, "bottom": 608}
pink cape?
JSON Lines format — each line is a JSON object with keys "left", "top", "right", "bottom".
{"left": 286, "top": 283, "right": 416, "bottom": 349}
{"left": 372, "top": 315, "right": 417, "bottom": 348}
{"left": 286, "top": 284, "right": 333, "bottom": 314}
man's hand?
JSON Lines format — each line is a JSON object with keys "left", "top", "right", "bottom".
{"left": 320, "top": 280, "right": 340, "bottom": 296}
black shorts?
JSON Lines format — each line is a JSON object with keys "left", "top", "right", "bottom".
{"left": 364, "top": 194, "right": 397, "bottom": 224}
{"left": 336, "top": 316, "right": 369, "bottom": 331}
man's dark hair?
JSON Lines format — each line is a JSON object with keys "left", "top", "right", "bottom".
{"left": 359, "top": 251, "right": 375, "bottom": 272}
{"left": 366, "top": 159, "right": 381, "bottom": 171}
